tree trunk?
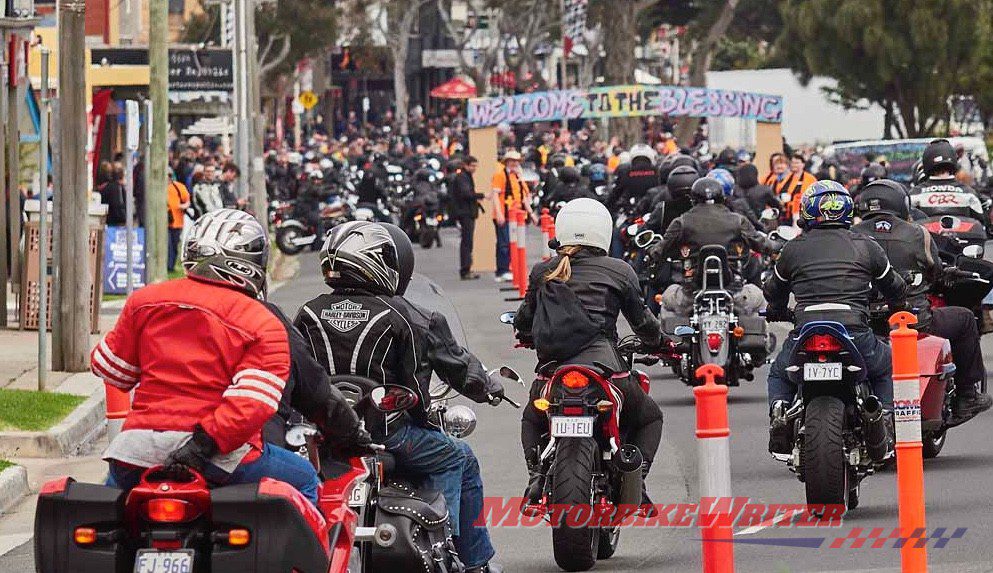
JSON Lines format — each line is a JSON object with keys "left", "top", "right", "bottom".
{"left": 394, "top": 41, "right": 410, "bottom": 136}
{"left": 602, "top": 6, "right": 641, "bottom": 145}
{"left": 674, "top": 0, "right": 740, "bottom": 146}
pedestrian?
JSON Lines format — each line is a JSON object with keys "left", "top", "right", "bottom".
{"left": 489, "top": 149, "right": 532, "bottom": 282}
{"left": 219, "top": 162, "right": 242, "bottom": 208}
{"left": 451, "top": 155, "right": 484, "bottom": 280}
{"left": 100, "top": 163, "right": 127, "bottom": 226}
{"left": 166, "top": 170, "right": 191, "bottom": 272}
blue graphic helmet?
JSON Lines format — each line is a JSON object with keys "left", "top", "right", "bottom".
{"left": 706, "top": 168, "right": 735, "bottom": 197}
{"left": 588, "top": 163, "right": 608, "bottom": 183}
{"left": 799, "top": 180, "right": 854, "bottom": 229}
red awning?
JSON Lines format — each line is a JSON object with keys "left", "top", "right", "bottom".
{"left": 430, "top": 77, "right": 477, "bottom": 99}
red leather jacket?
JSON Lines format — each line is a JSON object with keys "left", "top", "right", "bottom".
{"left": 92, "top": 277, "right": 291, "bottom": 457}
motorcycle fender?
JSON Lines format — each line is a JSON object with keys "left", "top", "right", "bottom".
{"left": 277, "top": 220, "right": 309, "bottom": 232}
{"left": 917, "top": 334, "right": 952, "bottom": 422}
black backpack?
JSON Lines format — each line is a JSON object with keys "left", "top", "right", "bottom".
{"left": 532, "top": 278, "right": 604, "bottom": 363}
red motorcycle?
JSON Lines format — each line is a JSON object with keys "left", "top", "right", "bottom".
{"left": 33, "top": 385, "right": 422, "bottom": 573}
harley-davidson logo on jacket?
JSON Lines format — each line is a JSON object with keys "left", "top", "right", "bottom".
{"left": 321, "top": 300, "right": 371, "bottom": 332}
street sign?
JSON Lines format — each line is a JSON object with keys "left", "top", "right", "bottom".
{"left": 298, "top": 90, "right": 319, "bottom": 110}
{"left": 103, "top": 227, "right": 147, "bottom": 295}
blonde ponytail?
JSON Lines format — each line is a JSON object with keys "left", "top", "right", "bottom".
{"left": 544, "top": 245, "right": 584, "bottom": 283}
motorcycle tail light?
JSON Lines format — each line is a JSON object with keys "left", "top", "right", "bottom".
{"left": 560, "top": 371, "right": 590, "bottom": 389}
{"left": 562, "top": 406, "right": 584, "bottom": 416}
{"left": 802, "top": 334, "right": 843, "bottom": 353}
{"left": 74, "top": 527, "right": 96, "bottom": 545}
{"left": 146, "top": 498, "right": 194, "bottom": 523}
{"left": 706, "top": 333, "right": 723, "bottom": 353}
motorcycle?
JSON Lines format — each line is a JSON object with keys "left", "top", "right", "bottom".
{"left": 500, "top": 311, "right": 658, "bottom": 572}
{"left": 769, "top": 306, "right": 953, "bottom": 512}
{"left": 275, "top": 197, "right": 353, "bottom": 255}
{"left": 412, "top": 205, "right": 445, "bottom": 249}
{"left": 920, "top": 217, "right": 993, "bottom": 332}
{"left": 646, "top": 240, "right": 773, "bottom": 386}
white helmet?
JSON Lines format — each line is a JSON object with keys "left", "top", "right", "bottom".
{"left": 618, "top": 151, "right": 632, "bottom": 165}
{"left": 629, "top": 143, "right": 657, "bottom": 165}
{"left": 555, "top": 198, "right": 612, "bottom": 253}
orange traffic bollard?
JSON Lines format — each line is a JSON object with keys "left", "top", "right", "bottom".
{"left": 889, "top": 311, "right": 928, "bottom": 573}
{"left": 540, "top": 208, "right": 554, "bottom": 261}
{"left": 516, "top": 209, "right": 528, "bottom": 298}
{"left": 105, "top": 385, "right": 131, "bottom": 420}
{"left": 507, "top": 207, "right": 521, "bottom": 290}
{"left": 694, "top": 364, "right": 734, "bottom": 573}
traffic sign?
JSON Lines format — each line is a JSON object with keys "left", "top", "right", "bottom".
{"left": 299, "top": 90, "right": 319, "bottom": 110}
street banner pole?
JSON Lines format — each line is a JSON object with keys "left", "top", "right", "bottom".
{"left": 889, "top": 311, "right": 928, "bottom": 572}
{"left": 38, "top": 48, "right": 51, "bottom": 391}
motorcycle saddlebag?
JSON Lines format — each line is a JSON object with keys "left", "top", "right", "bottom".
{"left": 371, "top": 479, "right": 462, "bottom": 572}
{"left": 737, "top": 316, "right": 769, "bottom": 358}
{"left": 210, "top": 480, "right": 330, "bottom": 573}
{"left": 35, "top": 477, "right": 130, "bottom": 573}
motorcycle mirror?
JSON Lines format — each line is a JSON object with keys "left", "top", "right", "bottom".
{"left": 499, "top": 366, "right": 522, "bottom": 383}
{"left": 673, "top": 325, "right": 695, "bottom": 337}
{"left": 369, "top": 385, "right": 420, "bottom": 413}
{"left": 627, "top": 223, "right": 640, "bottom": 237}
{"left": 634, "top": 230, "right": 656, "bottom": 249}
{"left": 499, "top": 311, "right": 517, "bottom": 324}
{"left": 285, "top": 423, "right": 318, "bottom": 448}
{"left": 963, "top": 244, "right": 983, "bottom": 258}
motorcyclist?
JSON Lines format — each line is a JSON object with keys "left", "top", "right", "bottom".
{"left": 294, "top": 221, "right": 504, "bottom": 573}
{"left": 643, "top": 165, "right": 698, "bottom": 235}
{"left": 294, "top": 169, "right": 329, "bottom": 236}
{"left": 735, "top": 163, "right": 781, "bottom": 220}
{"left": 545, "top": 165, "right": 596, "bottom": 206}
{"left": 909, "top": 139, "right": 990, "bottom": 224}
{"left": 513, "top": 198, "right": 665, "bottom": 511}
{"left": 93, "top": 209, "right": 368, "bottom": 505}
{"left": 402, "top": 167, "right": 442, "bottom": 235}
{"left": 854, "top": 163, "right": 887, "bottom": 199}
{"left": 764, "top": 181, "right": 908, "bottom": 458}
{"left": 852, "top": 180, "right": 992, "bottom": 424}
{"left": 356, "top": 155, "right": 390, "bottom": 207}
{"left": 709, "top": 168, "right": 762, "bottom": 230}
{"left": 586, "top": 161, "right": 609, "bottom": 197}
{"left": 606, "top": 144, "right": 660, "bottom": 214}
{"left": 648, "top": 177, "right": 779, "bottom": 317}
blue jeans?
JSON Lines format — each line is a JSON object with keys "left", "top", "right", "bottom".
{"left": 767, "top": 327, "right": 893, "bottom": 410}
{"left": 494, "top": 221, "right": 511, "bottom": 275}
{"left": 383, "top": 423, "right": 495, "bottom": 568}
{"left": 107, "top": 442, "right": 320, "bottom": 505}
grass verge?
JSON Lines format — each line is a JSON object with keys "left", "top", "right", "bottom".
{"left": 0, "top": 460, "right": 12, "bottom": 472}
{"left": 0, "top": 389, "right": 86, "bottom": 431}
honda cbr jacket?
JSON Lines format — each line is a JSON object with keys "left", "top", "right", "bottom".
{"left": 763, "top": 227, "right": 907, "bottom": 327}
{"left": 94, "top": 278, "right": 290, "bottom": 470}
{"left": 294, "top": 290, "right": 428, "bottom": 427}
{"left": 261, "top": 302, "right": 363, "bottom": 448}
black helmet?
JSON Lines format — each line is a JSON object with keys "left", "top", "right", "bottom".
{"left": 558, "top": 166, "right": 581, "bottom": 184}
{"left": 690, "top": 177, "right": 724, "bottom": 204}
{"left": 379, "top": 223, "right": 414, "bottom": 295}
{"left": 183, "top": 209, "right": 269, "bottom": 299}
{"left": 717, "top": 147, "right": 737, "bottom": 166}
{"left": 856, "top": 179, "right": 911, "bottom": 220}
{"left": 320, "top": 221, "right": 400, "bottom": 295}
{"left": 860, "top": 163, "right": 887, "bottom": 187}
{"left": 549, "top": 153, "right": 568, "bottom": 169}
{"left": 667, "top": 165, "right": 699, "bottom": 197}
{"left": 921, "top": 139, "right": 957, "bottom": 176}
{"left": 660, "top": 154, "right": 701, "bottom": 183}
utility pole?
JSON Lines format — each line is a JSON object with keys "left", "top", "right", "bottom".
{"left": 233, "top": 0, "right": 250, "bottom": 201}
{"left": 0, "top": 58, "right": 8, "bottom": 328}
{"left": 38, "top": 48, "right": 50, "bottom": 390}
{"left": 146, "top": 0, "right": 168, "bottom": 283}
{"left": 54, "top": 0, "right": 90, "bottom": 372}
{"left": 246, "top": 0, "right": 266, "bottom": 226}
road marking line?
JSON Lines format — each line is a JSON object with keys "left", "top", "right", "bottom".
{"left": 734, "top": 511, "right": 795, "bottom": 536}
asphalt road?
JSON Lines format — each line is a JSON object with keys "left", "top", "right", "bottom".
{"left": 4, "top": 227, "right": 993, "bottom": 572}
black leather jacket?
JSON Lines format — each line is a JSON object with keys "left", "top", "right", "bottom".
{"left": 763, "top": 226, "right": 907, "bottom": 327}
{"left": 607, "top": 161, "right": 660, "bottom": 213}
{"left": 514, "top": 249, "right": 662, "bottom": 370}
{"left": 852, "top": 214, "right": 942, "bottom": 327}
{"left": 262, "top": 303, "right": 364, "bottom": 448}
{"left": 295, "top": 290, "right": 499, "bottom": 434}
{"left": 649, "top": 202, "right": 776, "bottom": 262}
{"left": 644, "top": 188, "right": 693, "bottom": 235}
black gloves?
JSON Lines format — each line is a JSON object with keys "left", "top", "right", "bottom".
{"left": 165, "top": 425, "right": 219, "bottom": 472}
{"left": 487, "top": 382, "right": 508, "bottom": 407}
{"left": 338, "top": 424, "right": 376, "bottom": 454}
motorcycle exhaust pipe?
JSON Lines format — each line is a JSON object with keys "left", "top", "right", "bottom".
{"left": 613, "top": 444, "right": 644, "bottom": 510}
{"left": 861, "top": 395, "right": 890, "bottom": 462}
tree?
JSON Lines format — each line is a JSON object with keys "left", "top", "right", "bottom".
{"left": 777, "top": 0, "right": 991, "bottom": 138}
{"left": 375, "top": 0, "right": 433, "bottom": 136}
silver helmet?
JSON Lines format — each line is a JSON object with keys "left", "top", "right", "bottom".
{"left": 321, "top": 221, "right": 400, "bottom": 295}
{"left": 183, "top": 209, "right": 269, "bottom": 298}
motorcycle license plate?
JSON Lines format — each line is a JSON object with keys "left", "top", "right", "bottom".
{"left": 348, "top": 482, "right": 370, "bottom": 507}
{"left": 551, "top": 416, "right": 594, "bottom": 438}
{"left": 134, "top": 550, "right": 194, "bottom": 573}
{"left": 804, "top": 363, "right": 842, "bottom": 381}
{"left": 701, "top": 316, "right": 728, "bottom": 334}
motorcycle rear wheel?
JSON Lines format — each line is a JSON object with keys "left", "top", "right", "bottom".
{"left": 275, "top": 227, "right": 306, "bottom": 255}
{"left": 550, "top": 437, "right": 600, "bottom": 572}
{"left": 922, "top": 429, "right": 947, "bottom": 458}
{"left": 802, "top": 396, "right": 849, "bottom": 513}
